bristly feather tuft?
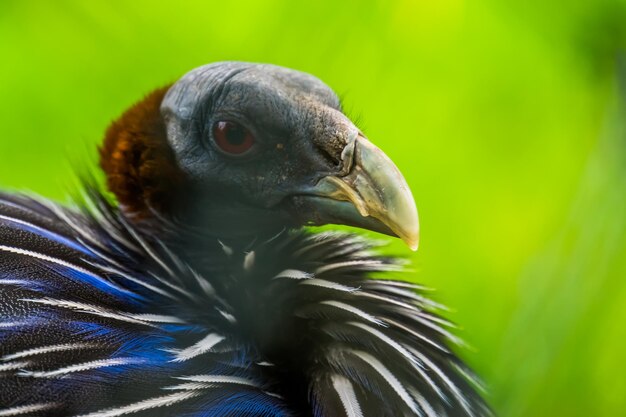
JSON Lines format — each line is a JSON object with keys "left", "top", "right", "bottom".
{"left": 0, "top": 190, "right": 490, "bottom": 416}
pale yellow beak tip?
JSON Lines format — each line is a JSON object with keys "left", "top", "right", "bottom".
{"left": 396, "top": 223, "right": 419, "bottom": 251}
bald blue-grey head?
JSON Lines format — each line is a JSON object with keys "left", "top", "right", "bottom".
{"left": 102, "top": 62, "right": 418, "bottom": 249}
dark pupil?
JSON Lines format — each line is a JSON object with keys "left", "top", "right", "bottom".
{"left": 225, "top": 124, "right": 247, "bottom": 145}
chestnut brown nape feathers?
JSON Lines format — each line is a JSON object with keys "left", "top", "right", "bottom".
{"left": 99, "top": 86, "right": 183, "bottom": 217}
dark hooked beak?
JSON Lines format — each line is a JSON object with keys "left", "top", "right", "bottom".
{"left": 294, "top": 134, "right": 420, "bottom": 251}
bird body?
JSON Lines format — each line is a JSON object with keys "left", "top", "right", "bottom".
{"left": 0, "top": 62, "right": 488, "bottom": 416}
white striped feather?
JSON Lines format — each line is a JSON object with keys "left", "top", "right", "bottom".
{"left": 401, "top": 311, "right": 465, "bottom": 347}
{"left": 365, "top": 284, "right": 447, "bottom": 310}
{"left": 126, "top": 314, "right": 185, "bottom": 324}
{"left": 0, "top": 213, "right": 86, "bottom": 255}
{"left": 365, "top": 279, "right": 431, "bottom": 291}
{"left": 263, "top": 390, "right": 285, "bottom": 400}
{"left": 146, "top": 271, "right": 201, "bottom": 303}
{"left": 0, "top": 403, "right": 59, "bottom": 416}
{"left": 85, "top": 261, "right": 181, "bottom": 302}
{"left": 76, "top": 237, "right": 127, "bottom": 270}
{"left": 19, "top": 357, "right": 143, "bottom": 378}
{"left": 350, "top": 350, "right": 418, "bottom": 414}
{"left": 411, "top": 359, "right": 447, "bottom": 403}
{"left": 19, "top": 298, "right": 158, "bottom": 327}
{"left": 40, "top": 201, "right": 109, "bottom": 252}
{"left": 0, "top": 245, "right": 135, "bottom": 297}
{"left": 243, "top": 251, "right": 256, "bottom": 271}
{"left": 291, "top": 231, "right": 352, "bottom": 256}
{"left": 0, "top": 214, "right": 48, "bottom": 231}
{"left": 75, "top": 391, "right": 200, "bottom": 417}
{"left": 154, "top": 240, "right": 188, "bottom": 275}
{"left": 409, "top": 388, "right": 439, "bottom": 417}
{"left": 162, "top": 382, "right": 219, "bottom": 391}
{"left": 190, "top": 269, "right": 216, "bottom": 298}
{"left": 292, "top": 238, "right": 330, "bottom": 257}
{"left": 363, "top": 339, "right": 445, "bottom": 404}
{"left": 163, "top": 381, "right": 283, "bottom": 403}
{"left": 169, "top": 333, "right": 225, "bottom": 362}
{"left": 261, "top": 227, "right": 286, "bottom": 245}
{"left": 0, "top": 361, "right": 30, "bottom": 371}
{"left": 0, "top": 279, "right": 32, "bottom": 286}
{"left": 418, "top": 312, "right": 457, "bottom": 328}
{"left": 273, "top": 269, "right": 312, "bottom": 280}
{"left": 356, "top": 291, "right": 421, "bottom": 312}
{"left": 217, "top": 240, "right": 234, "bottom": 256}
{"left": 331, "top": 374, "right": 364, "bottom": 417}
{"left": 326, "top": 240, "right": 377, "bottom": 259}
{"left": 409, "top": 347, "right": 475, "bottom": 417}
{"left": 346, "top": 322, "right": 419, "bottom": 367}
{"left": 453, "top": 363, "right": 486, "bottom": 393}
{"left": 0, "top": 321, "right": 28, "bottom": 329}
{"left": 216, "top": 308, "right": 237, "bottom": 324}
{"left": 319, "top": 301, "right": 386, "bottom": 326}
{"left": 118, "top": 218, "right": 177, "bottom": 280}
{"left": 315, "top": 260, "right": 402, "bottom": 275}
{"left": 176, "top": 374, "right": 260, "bottom": 387}
{"left": 382, "top": 317, "right": 450, "bottom": 353}
{"left": 79, "top": 194, "right": 143, "bottom": 254}
{"left": 299, "top": 279, "right": 358, "bottom": 292}
{"left": 101, "top": 223, "right": 142, "bottom": 256}
{"left": 2, "top": 342, "right": 97, "bottom": 361}
{"left": 163, "top": 380, "right": 274, "bottom": 395}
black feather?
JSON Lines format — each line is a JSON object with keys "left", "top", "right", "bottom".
{"left": 0, "top": 189, "right": 489, "bottom": 416}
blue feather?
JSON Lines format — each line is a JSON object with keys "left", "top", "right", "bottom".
{"left": 0, "top": 213, "right": 94, "bottom": 256}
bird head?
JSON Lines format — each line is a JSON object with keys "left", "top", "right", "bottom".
{"left": 100, "top": 62, "right": 419, "bottom": 250}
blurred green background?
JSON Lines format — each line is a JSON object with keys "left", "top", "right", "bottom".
{"left": 1, "top": 0, "right": 626, "bottom": 415}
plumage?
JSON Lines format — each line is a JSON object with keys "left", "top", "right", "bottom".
{"left": 0, "top": 62, "right": 489, "bottom": 416}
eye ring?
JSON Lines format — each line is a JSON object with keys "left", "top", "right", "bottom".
{"left": 212, "top": 121, "right": 256, "bottom": 156}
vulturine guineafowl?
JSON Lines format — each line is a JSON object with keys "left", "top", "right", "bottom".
{"left": 0, "top": 62, "right": 489, "bottom": 417}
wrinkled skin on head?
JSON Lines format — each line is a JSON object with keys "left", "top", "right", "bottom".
{"left": 102, "top": 62, "right": 418, "bottom": 248}
{"left": 161, "top": 63, "right": 354, "bottom": 233}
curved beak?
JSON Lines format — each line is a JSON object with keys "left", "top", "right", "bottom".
{"left": 295, "top": 134, "right": 420, "bottom": 251}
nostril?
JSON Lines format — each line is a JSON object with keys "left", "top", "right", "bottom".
{"left": 319, "top": 146, "right": 342, "bottom": 169}
{"left": 317, "top": 133, "right": 357, "bottom": 173}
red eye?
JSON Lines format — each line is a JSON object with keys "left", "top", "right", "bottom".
{"left": 212, "top": 121, "right": 256, "bottom": 155}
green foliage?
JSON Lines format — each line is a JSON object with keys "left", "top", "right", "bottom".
{"left": 1, "top": 1, "right": 625, "bottom": 415}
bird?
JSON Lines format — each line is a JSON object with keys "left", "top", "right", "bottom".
{"left": 0, "top": 62, "right": 489, "bottom": 417}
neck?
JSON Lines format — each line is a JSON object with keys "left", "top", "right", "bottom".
{"left": 125, "top": 197, "right": 294, "bottom": 253}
